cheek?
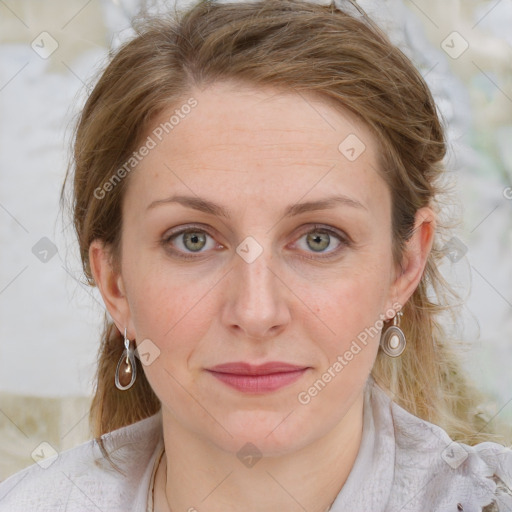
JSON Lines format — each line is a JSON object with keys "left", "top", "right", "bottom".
{"left": 295, "top": 262, "right": 390, "bottom": 408}
{"left": 128, "top": 275, "right": 209, "bottom": 343}
{"left": 123, "top": 254, "right": 216, "bottom": 369}
{"left": 305, "top": 256, "right": 393, "bottom": 341}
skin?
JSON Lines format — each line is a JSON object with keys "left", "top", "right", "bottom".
{"left": 90, "top": 80, "right": 435, "bottom": 512}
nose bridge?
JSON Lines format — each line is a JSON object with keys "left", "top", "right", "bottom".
{"left": 223, "top": 237, "right": 290, "bottom": 338}
{"left": 239, "top": 247, "right": 275, "bottom": 304}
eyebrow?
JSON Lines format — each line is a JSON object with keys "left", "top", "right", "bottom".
{"left": 146, "top": 193, "right": 367, "bottom": 218}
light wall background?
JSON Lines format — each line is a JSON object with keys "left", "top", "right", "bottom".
{"left": 0, "top": 0, "right": 511, "bottom": 480}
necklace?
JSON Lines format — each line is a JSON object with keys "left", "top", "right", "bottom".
{"left": 151, "top": 448, "right": 167, "bottom": 512}
{"left": 151, "top": 450, "right": 337, "bottom": 512}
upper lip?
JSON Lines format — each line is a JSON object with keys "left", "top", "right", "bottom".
{"left": 207, "top": 362, "right": 309, "bottom": 375}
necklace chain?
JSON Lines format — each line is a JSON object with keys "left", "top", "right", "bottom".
{"left": 152, "top": 450, "right": 336, "bottom": 512}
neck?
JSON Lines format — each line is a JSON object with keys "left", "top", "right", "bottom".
{"left": 154, "top": 392, "right": 365, "bottom": 512}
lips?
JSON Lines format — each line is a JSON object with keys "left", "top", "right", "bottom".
{"left": 206, "top": 362, "right": 310, "bottom": 393}
{"left": 208, "top": 361, "right": 308, "bottom": 375}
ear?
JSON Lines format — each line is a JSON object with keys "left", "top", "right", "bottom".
{"left": 389, "top": 206, "right": 436, "bottom": 310}
{"left": 89, "top": 239, "right": 133, "bottom": 338}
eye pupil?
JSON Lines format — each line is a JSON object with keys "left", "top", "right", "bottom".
{"left": 184, "top": 231, "right": 206, "bottom": 252}
{"left": 306, "top": 231, "right": 330, "bottom": 252}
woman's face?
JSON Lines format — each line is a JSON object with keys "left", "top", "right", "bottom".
{"left": 92, "top": 80, "right": 431, "bottom": 455}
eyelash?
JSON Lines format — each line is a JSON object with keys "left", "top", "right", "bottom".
{"left": 162, "top": 224, "right": 351, "bottom": 261}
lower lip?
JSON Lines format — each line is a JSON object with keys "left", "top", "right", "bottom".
{"left": 207, "top": 368, "right": 308, "bottom": 393}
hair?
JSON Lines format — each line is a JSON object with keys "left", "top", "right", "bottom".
{"left": 60, "top": 0, "right": 511, "bottom": 460}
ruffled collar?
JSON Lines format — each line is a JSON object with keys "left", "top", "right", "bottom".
{"left": 329, "top": 376, "right": 512, "bottom": 511}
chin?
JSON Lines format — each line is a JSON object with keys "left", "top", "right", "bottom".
{"left": 205, "top": 410, "right": 320, "bottom": 458}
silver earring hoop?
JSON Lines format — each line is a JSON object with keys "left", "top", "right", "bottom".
{"left": 380, "top": 310, "right": 406, "bottom": 357}
{"left": 115, "top": 327, "right": 137, "bottom": 390}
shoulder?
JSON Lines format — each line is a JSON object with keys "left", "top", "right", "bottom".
{"left": 0, "top": 411, "right": 163, "bottom": 512}
{"left": 370, "top": 382, "right": 512, "bottom": 511}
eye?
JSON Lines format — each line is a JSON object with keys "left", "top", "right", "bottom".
{"left": 162, "top": 224, "right": 350, "bottom": 261}
{"left": 162, "top": 226, "right": 220, "bottom": 259}
{"left": 292, "top": 225, "right": 350, "bottom": 259}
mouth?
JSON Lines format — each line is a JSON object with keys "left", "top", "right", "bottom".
{"left": 205, "top": 362, "right": 310, "bottom": 393}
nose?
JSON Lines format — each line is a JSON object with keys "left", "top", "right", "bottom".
{"left": 220, "top": 245, "right": 291, "bottom": 341}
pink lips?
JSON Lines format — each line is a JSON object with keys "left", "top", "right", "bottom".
{"left": 206, "top": 362, "right": 309, "bottom": 393}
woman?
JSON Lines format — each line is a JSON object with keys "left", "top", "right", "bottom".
{"left": 1, "top": 0, "right": 511, "bottom": 510}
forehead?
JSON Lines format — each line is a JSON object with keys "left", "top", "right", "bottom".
{"left": 124, "top": 80, "right": 388, "bottom": 218}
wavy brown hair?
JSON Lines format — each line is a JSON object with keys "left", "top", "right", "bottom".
{"left": 60, "top": 0, "right": 510, "bottom": 457}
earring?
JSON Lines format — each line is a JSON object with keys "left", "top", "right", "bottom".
{"left": 380, "top": 310, "right": 406, "bottom": 357}
{"left": 115, "top": 327, "right": 137, "bottom": 390}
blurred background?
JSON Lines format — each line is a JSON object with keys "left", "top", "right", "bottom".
{"left": 0, "top": 0, "right": 511, "bottom": 480}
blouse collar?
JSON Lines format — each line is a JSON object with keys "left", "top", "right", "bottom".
{"left": 329, "top": 375, "right": 512, "bottom": 511}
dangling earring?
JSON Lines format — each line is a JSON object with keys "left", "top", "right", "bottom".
{"left": 115, "top": 327, "right": 137, "bottom": 390}
{"left": 380, "top": 310, "right": 406, "bottom": 357}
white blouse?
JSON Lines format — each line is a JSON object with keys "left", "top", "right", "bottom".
{"left": 1, "top": 376, "right": 511, "bottom": 511}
